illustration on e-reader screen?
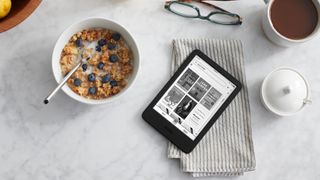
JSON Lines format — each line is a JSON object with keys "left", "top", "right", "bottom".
{"left": 153, "top": 55, "right": 236, "bottom": 140}
{"left": 163, "top": 86, "right": 185, "bottom": 109}
{"left": 188, "top": 78, "right": 211, "bottom": 101}
{"left": 174, "top": 95, "right": 197, "bottom": 119}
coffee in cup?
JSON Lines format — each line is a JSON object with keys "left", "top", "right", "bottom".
{"left": 262, "top": 0, "right": 320, "bottom": 46}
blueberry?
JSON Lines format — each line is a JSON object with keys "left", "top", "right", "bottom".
{"left": 102, "top": 74, "right": 111, "bottom": 83}
{"left": 97, "top": 62, "right": 104, "bottom": 70}
{"left": 88, "top": 73, "right": 96, "bottom": 82}
{"left": 88, "top": 87, "right": 96, "bottom": 94}
{"left": 73, "top": 78, "right": 82, "bottom": 87}
{"left": 107, "top": 43, "right": 116, "bottom": 50}
{"left": 109, "top": 54, "right": 118, "bottom": 63}
{"left": 95, "top": 45, "right": 101, "bottom": 52}
{"left": 98, "top": 39, "right": 107, "bottom": 46}
{"left": 82, "top": 64, "right": 88, "bottom": 71}
{"left": 112, "top": 33, "right": 121, "bottom": 41}
{"left": 110, "top": 80, "right": 118, "bottom": 87}
{"left": 75, "top": 38, "right": 82, "bottom": 47}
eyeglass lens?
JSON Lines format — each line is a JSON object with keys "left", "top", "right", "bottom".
{"left": 169, "top": 3, "right": 199, "bottom": 17}
{"left": 208, "top": 13, "right": 239, "bottom": 24}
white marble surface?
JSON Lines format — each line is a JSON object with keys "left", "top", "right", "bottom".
{"left": 0, "top": 0, "right": 320, "bottom": 179}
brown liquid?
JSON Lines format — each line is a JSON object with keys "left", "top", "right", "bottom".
{"left": 270, "top": 0, "right": 318, "bottom": 39}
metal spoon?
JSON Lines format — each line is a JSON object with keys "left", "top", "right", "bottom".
{"left": 43, "top": 52, "right": 91, "bottom": 104}
{"left": 43, "top": 61, "right": 84, "bottom": 104}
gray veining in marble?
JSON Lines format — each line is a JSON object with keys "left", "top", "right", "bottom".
{"left": 0, "top": 0, "right": 319, "bottom": 179}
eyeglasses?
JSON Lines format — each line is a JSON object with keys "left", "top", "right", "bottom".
{"left": 164, "top": 0, "right": 242, "bottom": 25}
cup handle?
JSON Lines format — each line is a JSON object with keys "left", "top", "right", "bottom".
{"left": 264, "top": 0, "right": 269, "bottom": 4}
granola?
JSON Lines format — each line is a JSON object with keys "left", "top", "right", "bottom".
{"left": 60, "top": 28, "right": 133, "bottom": 100}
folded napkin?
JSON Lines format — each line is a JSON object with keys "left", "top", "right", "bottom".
{"left": 168, "top": 39, "right": 256, "bottom": 177}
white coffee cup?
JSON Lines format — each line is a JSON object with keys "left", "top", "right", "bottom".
{"left": 262, "top": 0, "right": 320, "bottom": 47}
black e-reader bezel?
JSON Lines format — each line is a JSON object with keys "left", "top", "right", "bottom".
{"left": 142, "top": 49, "right": 242, "bottom": 153}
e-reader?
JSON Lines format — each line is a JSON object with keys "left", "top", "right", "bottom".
{"left": 142, "top": 49, "right": 242, "bottom": 153}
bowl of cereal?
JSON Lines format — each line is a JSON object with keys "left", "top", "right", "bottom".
{"left": 52, "top": 17, "right": 139, "bottom": 104}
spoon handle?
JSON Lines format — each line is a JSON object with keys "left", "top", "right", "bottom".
{"left": 44, "top": 62, "right": 83, "bottom": 104}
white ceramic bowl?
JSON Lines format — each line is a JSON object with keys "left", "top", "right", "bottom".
{"left": 52, "top": 17, "right": 140, "bottom": 104}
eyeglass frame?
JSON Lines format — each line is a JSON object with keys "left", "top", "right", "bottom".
{"left": 164, "top": 0, "right": 242, "bottom": 25}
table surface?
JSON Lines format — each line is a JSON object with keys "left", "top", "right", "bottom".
{"left": 0, "top": 0, "right": 319, "bottom": 180}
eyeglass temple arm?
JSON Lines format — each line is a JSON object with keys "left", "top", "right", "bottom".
{"left": 179, "top": 0, "right": 237, "bottom": 14}
{"left": 199, "top": 1, "right": 230, "bottom": 13}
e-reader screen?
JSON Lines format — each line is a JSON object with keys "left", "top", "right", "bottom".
{"left": 153, "top": 55, "right": 236, "bottom": 140}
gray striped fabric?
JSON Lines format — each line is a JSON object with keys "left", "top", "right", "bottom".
{"left": 168, "top": 39, "right": 255, "bottom": 177}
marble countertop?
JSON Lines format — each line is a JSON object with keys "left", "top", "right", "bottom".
{"left": 0, "top": 0, "right": 319, "bottom": 179}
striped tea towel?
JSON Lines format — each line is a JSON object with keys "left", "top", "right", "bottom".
{"left": 168, "top": 39, "right": 256, "bottom": 177}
